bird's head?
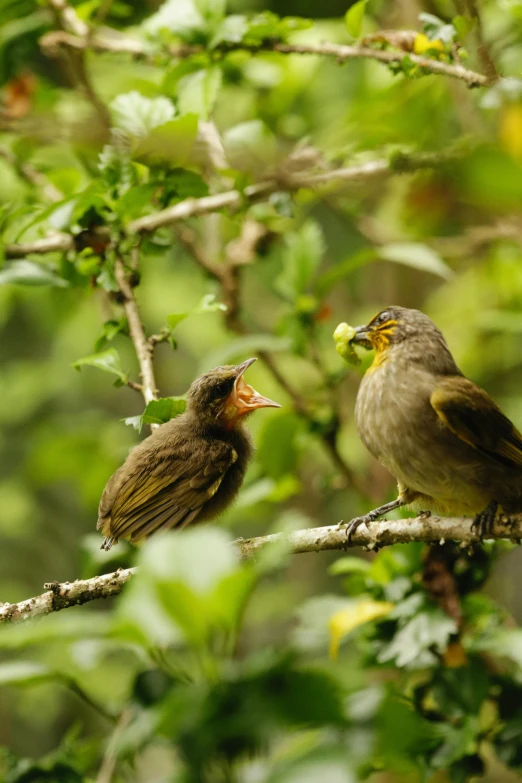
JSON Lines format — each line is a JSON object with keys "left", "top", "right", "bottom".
{"left": 187, "top": 358, "right": 281, "bottom": 427}
{"left": 351, "top": 306, "right": 458, "bottom": 371}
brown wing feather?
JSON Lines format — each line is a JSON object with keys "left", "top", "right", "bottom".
{"left": 98, "top": 440, "right": 237, "bottom": 546}
{"left": 430, "top": 376, "right": 522, "bottom": 468}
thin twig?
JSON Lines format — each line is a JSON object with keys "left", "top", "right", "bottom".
{"left": 2, "top": 514, "right": 521, "bottom": 624}
{"left": 466, "top": 0, "right": 498, "bottom": 82}
{"left": 5, "top": 152, "right": 462, "bottom": 259}
{"left": 38, "top": 30, "right": 490, "bottom": 88}
{"left": 114, "top": 256, "right": 158, "bottom": 408}
{"left": 45, "top": 0, "right": 111, "bottom": 131}
{"left": 96, "top": 708, "right": 132, "bottom": 782}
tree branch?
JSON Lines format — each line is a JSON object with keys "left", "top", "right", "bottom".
{"left": 114, "top": 256, "right": 158, "bottom": 408}
{"left": 4, "top": 152, "right": 460, "bottom": 259}
{"left": 0, "top": 567, "right": 137, "bottom": 624}
{"left": 44, "top": 0, "right": 111, "bottom": 131}
{"left": 38, "top": 30, "right": 490, "bottom": 88}
{"left": 2, "top": 514, "right": 521, "bottom": 624}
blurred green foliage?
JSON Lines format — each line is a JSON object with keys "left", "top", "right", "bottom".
{"left": 2, "top": 0, "right": 522, "bottom": 780}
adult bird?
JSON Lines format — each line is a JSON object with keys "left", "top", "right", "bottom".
{"left": 97, "top": 358, "right": 280, "bottom": 550}
{"left": 344, "top": 306, "right": 522, "bottom": 540}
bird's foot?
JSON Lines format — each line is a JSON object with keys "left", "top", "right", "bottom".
{"left": 471, "top": 501, "right": 498, "bottom": 541}
{"left": 418, "top": 509, "right": 432, "bottom": 520}
{"left": 341, "top": 510, "right": 381, "bottom": 544}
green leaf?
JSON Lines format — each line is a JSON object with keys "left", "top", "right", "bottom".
{"left": 276, "top": 220, "right": 326, "bottom": 298}
{"left": 134, "top": 114, "right": 199, "bottom": 166}
{"left": 0, "top": 260, "right": 69, "bottom": 287}
{"left": 178, "top": 67, "right": 223, "bottom": 120}
{"left": 162, "top": 169, "right": 209, "bottom": 201}
{"left": 194, "top": 0, "right": 226, "bottom": 27}
{"left": 72, "top": 348, "right": 128, "bottom": 384}
{"left": 143, "top": 0, "right": 206, "bottom": 39}
{"left": 196, "top": 293, "right": 227, "bottom": 312}
{"left": 94, "top": 317, "right": 128, "bottom": 352}
{"left": 257, "top": 413, "right": 302, "bottom": 479}
{"left": 141, "top": 527, "right": 239, "bottom": 592}
{"left": 167, "top": 312, "right": 189, "bottom": 330}
{"left": 329, "top": 557, "right": 371, "bottom": 576}
{"left": 110, "top": 92, "right": 175, "bottom": 137}
{"left": 242, "top": 11, "right": 312, "bottom": 45}
{"left": 345, "top": 0, "right": 367, "bottom": 39}
{"left": 141, "top": 396, "right": 187, "bottom": 426}
{"left": 378, "top": 608, "right": 457, "bottom": 667}
{"left": 123, "top": 528, "right": 244, "bottom": 645}
{"left": 377, "top": 243, "right": 453, "bottom": 280}
{"left": 210, "top": 14, "right": 248, "bottom": 48}
{"left": 0, "top": 661, "right": 53, "bottom": 686}
{"left": 202, "top": 334, "right": 291, "bottom": 369}
{"left": 123, "top": 396, "right": 186, "bottom": 432}
{"left": 223, "top": 119, "right": 278, "bottom": 172}
{"left": 316, "top": 248, "right": 378, "bottom": 295}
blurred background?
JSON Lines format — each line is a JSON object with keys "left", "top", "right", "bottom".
{"left": 2, "top": 0, "right": 522, "bottom": 780}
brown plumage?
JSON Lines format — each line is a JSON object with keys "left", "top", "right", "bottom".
{"left": 344, "top": 306, "right": 522, "bottom": 540}
{"left": 97, "top": 358, "right": 280, "bottom": 550}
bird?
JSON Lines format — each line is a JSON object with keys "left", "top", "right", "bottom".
{"left": 97, "top": 358, "right": 280, "bottom": 550}
{"left": 343, "top": 306, "right": 522, "bottom": 541}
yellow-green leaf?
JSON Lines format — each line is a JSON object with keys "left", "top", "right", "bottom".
{"left": 329, "top": 599, "right": 394, "bottom": 659}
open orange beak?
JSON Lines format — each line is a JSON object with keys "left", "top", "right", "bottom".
{"left": 229, "top": 358, "right": 281, "bottom": 415}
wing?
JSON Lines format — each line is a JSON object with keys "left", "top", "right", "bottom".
{"left": 97, "top": 441, "right": 237, "bottom": 545}
{"left": 430, "top": 376, "right": 522, "bottom": 469}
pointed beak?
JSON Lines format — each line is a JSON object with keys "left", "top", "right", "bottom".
{"left": 351, "top": 324, "right": 373, "bottom": 349}
{"left": 230, "top": 357, "right": 281, "bottom": 413}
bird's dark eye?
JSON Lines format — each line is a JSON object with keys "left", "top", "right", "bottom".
{"left": 377, "top": 310, "right": 390, "bottom": 324}
{"left": 214, "top": 379, "right": 232, "bottom": 398}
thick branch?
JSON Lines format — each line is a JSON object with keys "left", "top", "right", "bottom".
{"left": 2, "top": 514, "right": 521, "bottom": 624}
{"left": 39, "top": 30, "right": 489, "bottom": 88}
{"left": 0, "top": 568, "right": 136, "bottom": 624}
{"left": 114, "top": 257, "right": 158, "bottom": 407}
{"left": 5, "top": 152, "right": 459, "bottom": 259}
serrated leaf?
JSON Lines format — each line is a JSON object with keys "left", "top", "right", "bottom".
{"left": 111, "top": 92, "right": 175, "bottom": 137}
{"left": 210, "top": 14, "right": 248, "bottom": 48}
{"left": 72, "top": 348, "right": 128, "bottom": 383}
{"left": 134, "top": 114, "right": 199, "bottom": 166}
{"left": 144, "top": 0, "right": 206, "bottom": 38}
{"left": 0, "top": 260, "right": 69, "bottom": 287}
{"left": 178, "top": 67, "right": 222, "bottom": 120}
{"left": 378, "top": 609, "right": 457, "bottom": 667}
{"left": 345, "top": 0, "right": 367, "bottom": 39}
{"left": 142, "top": 396, "right": 187, "bottom": 425}
{"left": 123, "top": 414, "right": 143, "bottom": 432}
{"left": 377, "top": 243, "right": 453, "bottom": 280}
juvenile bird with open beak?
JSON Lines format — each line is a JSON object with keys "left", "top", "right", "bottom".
{"left": 336, "top": 307, "right": 522, "bottom": 541}
{"left": 97, "top": 358, "right": 280, "bottom": 550}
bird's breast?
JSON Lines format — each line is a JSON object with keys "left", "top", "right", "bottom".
{"left": 355, "top": 358, "right": 492, "bottom": 509}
